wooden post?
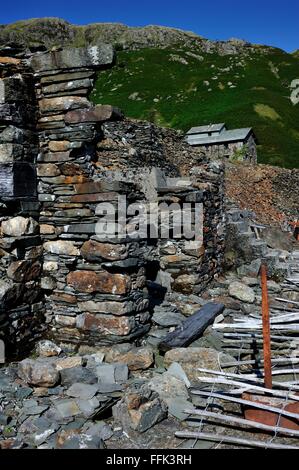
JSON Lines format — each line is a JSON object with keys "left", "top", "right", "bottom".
{"left": 261, "top": 264, "right": 272, "bottom": 389}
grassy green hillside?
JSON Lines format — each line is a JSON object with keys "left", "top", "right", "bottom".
{"left": 91, "top": 47, "right": 299, "bottom": 168}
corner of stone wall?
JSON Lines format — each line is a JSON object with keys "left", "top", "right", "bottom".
{"left": 0, "top": 45, "right": 227, "bottom": 356}
{"left": 0, "top": 56, "right": 44, "bottom": 356}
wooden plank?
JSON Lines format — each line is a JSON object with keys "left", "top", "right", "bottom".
{"left": 221, "top": 358, "right": 299, "bottom": 367}
{"left": 276, "top": 298, "right": 299, "bottom": 307}
{"left": 158, "top": 302, "right": 225, "bottom": 352}
{"left": 175, "top": 431, "right": 299, "bottom": 449}
{"left": 196, "top": 376, "right": 299, "bottom": 401}
{"left": 184, "top": 409, "right": 299, "bottom": 437}
{"left": 191, "top": 390, "right": 299, "bottom": 420}
{"left": 196, "top": 368, "right": 299, "bottom": 391}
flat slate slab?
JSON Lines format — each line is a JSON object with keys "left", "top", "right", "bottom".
{"left": 66, "top": 383, "right": 98, "bottom": 400}
{"left": 29, "top": 45, "right": 115, "bottom": 73}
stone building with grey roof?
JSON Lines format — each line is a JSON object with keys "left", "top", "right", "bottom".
{"left": 186, "top": 123, "right": 258, "bottom": 163}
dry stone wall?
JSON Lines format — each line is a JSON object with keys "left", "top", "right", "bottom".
{"left": 0, "top": 57, "right": 45, "bottom": 356}
{"left": 30, "top": 46, "right": 151, "bottom": 347}
{"left": 0, "top": 45, "right": 225, "bottom": 355}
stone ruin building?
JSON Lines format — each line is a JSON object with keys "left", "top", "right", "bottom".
{"left": 0, "top": 44, "right": 226, "bottom": 358}
{"left": 1, "top": 42, "right": 299, "bottom": 452}
{"left": 186, "top": 122, "right": 258, "bottom": 163}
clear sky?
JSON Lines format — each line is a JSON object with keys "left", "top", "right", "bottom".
{"left": 1, "top": 0, "right": 298, "bottom": 52}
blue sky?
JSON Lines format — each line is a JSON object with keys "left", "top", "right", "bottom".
{"left": 1, "top": 0, "right": 298, "bottom": 52}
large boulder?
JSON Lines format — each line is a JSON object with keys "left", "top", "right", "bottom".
{"left": 112, "top": 382, "right": 167, "bottom": 433}
{"left": 228, "top": 281, "right": 255, "bottom": 303}
{"left": 148, "top": 372, "right": 193, "bottom": 421}
{"left": 17, "top": 359, "right": 60, "bottom": 388}
{"left": 105, "top": 345, "right": 154, "bottom": 371}
{"left": 1, "top": 216, "right": 38, "bottom": 237}
{"left": 164, "top": 347, "right": 236, "bottom": 382}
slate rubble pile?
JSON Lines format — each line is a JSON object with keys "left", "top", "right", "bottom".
{"left": 0, "top": 41, "right": 298, "bottom": 451}
{"left": 1, "top": 249, "right": 298, "bottom": 449}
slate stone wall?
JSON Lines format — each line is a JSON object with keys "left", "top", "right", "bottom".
{"left": 0, "top": 58, "right": 44, "bottom": 356}
{"left": 199, "top": 136, "right": 257, "bottom": 164}
{"left": 0, "top": 45, "right": 225, "bottom": 354}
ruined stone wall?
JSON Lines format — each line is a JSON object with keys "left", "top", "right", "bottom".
{"left": 0, "top": 58, "right": 44, "bottom": 356}
{"left": 0, "top": 45, "right": 226, "bottom": 354}
{"left": 29, "top": 47, "right": 151, "bottom": 347}
{"left": 200, "top": 137, "right": 257, "bottom": 164}
{"left": 167, "top": 162, "right": 225, "bottom": 294}
{"left": 96, "top": 120, "right": 226, "bottom": 296}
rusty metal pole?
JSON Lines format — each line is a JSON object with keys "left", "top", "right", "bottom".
{"left": 261, "top": 264, "right": 272, "bottom": 389}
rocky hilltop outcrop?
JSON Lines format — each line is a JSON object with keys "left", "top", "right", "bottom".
{"left": 0, "top": 17, "right": 260, "bottom": 55}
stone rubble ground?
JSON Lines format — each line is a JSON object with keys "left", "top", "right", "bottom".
{"left": 0, "top": 43, "right": 298, "bottom": 450}
{"left": 1, "top": 249, "right": 299, "bottom": 449}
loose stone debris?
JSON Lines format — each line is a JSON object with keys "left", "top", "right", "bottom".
{"left": 0, "top": 249, "right": 298, "bottom": 449}
{"left": 0, "top": 42, "right": 299, "bottom": 450}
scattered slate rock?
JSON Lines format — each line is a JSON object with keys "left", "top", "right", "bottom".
{"left": 75, "top": 397, "right": 100, "bottom": 418}
{"left": 191, "top": 329, "right": 224, "bottom": 351}
{"left": 105, "top": 345, "right": 154, "bottom": 371}
{"left": 167, "top": 362, "right": 191, "bottom": 388}
{"left": 95, "top": 364, "right": 115, "bottom": 384}
{"left": 54, "top": 399, "right": 81, "bottom": 419}
{"left": 96, "top": 363, "right": 129, "bottom": 384}
{"left": 31, "top": 417, "right": 59, "bottom": 446}
{"left": 0, "top": 412, "right": 10, "bottom": 425}
{"left": 164, "top": 347, "right": 237, "bottom": 382}
{"left": 17, "top": 359, "right": 60, "bottom": 388}
{"left": 97, "top": 382, "right": 124, "bottom": 394}
{"left": 66, "top": 383, "right": 98, "bottom": 400}
{"left": 147, "top": 372, "right": 192, "bottom": 421}
{"left": 22, "top": 403, "right": 49, "bottom": 416}
{"left": 56, "top": 429, "right": 105, "bottom": 449}
{"left": 152, "top": 310, "right": 186, "bottom": 327}
{"left": 267, "top": 280, "right": 281, "bottom": 293}
{"left": 114, "top": 364, "right": 129, "bottom": 383}
{"left": 55, "top": 357, "right": 83, "bottom": 371}
{"left": 36, "top": 340, "right": 62, "bottom": 357}
{"left": 85, "top": 353, "right": 105, "bottom": 368}
{"left": 228, "top": 281, "right": 255, "bottom": 303}
{"left": 82, "top": 421, "right": 114, "bottom": 441}
{"left": 113, "top": 382, "right": 167, "bottom": 433}
{"left": 60, "top": 367, "right": 97, "bottom": 387}
{"left": 242, "top": 276, "right": 260, "bottom": 286}
{"left": 237, "top": 259, "right": 261, "bottom": 277}
{"left": 15, "top": 387, "right": 33, "bottom": 400}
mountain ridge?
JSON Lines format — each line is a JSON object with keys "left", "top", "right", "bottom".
{"left": 0, "top": 17, "right": 274, "bottom": 55}
{"left": 0, "top": 18, "right": 298, "bottom": 169}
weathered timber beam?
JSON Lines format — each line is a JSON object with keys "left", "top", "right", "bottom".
{"left": 158, "top": 302, "right": 225, "bottom": 352}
